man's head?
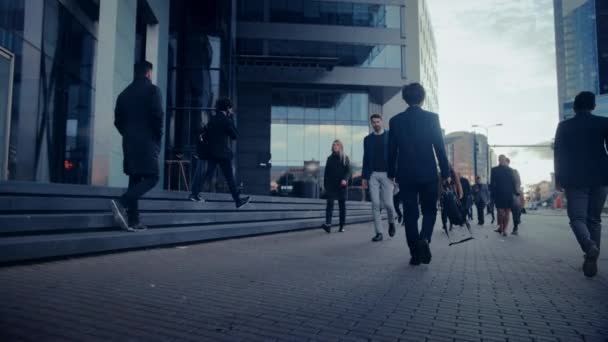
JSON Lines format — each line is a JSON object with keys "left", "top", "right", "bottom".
{"left": 134, "top": 61, "right": 153, "bottom": 80}
{"left": 215, "top": 97, "right": 233, "bottom": 114}
{"left": 370, "top": 114, "right": 383, "bottom": 132}
{"left": 506, "top": 157, "right": 511, "bottom": 165}
{"left": 402, "top": 83, "right": 426, "bottom": 107}
{"left": 498, "top": 154, "right": 507, "bottom": 166}
{"left": 476, "top": 176, "right": 481, "bottom": 184}
{"left": 573, "top": 91, "right": 596, "bottom": 114}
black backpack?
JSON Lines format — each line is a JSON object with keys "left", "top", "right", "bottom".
{"left": 441, "top": 183, "right": 474, "bottom": 245}
{"left": 196, "top": 126, "right": 209, "bottom": 160}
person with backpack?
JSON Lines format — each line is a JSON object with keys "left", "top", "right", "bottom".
{"left": 188, "top": 97, "right": 250, "bottom": 209}
{"left": 388, "top": 83, "right": 450, "bottom": 265}
{"left": 322, "top": 140, "right": 352, "bottom": 233}
{"left": 554, "top": 91, "right": 608, "bottom": 278}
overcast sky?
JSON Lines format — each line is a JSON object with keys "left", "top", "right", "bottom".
{"left": 426, "top": 0, "right": 558, "bottom": 187}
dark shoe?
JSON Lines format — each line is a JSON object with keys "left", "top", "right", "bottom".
{"left": 583, "top": 245, "right": 600, "bottom": 277}
{"left": 236, "top": 196, "right": 251, "bottom": 209}
{"left": 322, "top": 224, "right": 331, "bottom": 234}
{"left": 111, "top": 199, "right": 133, "bottom": 232}
{"left": 502, "top": 232, "right": 508, "bottom": 237}
{"left": 511, "top": 230, "right": 518, "bottom": 235}
{"left": 494, "top": 228, "right": 501, "bottom": 233}
{"left": 189, "top": 194, "right": 205, "bottom": 203}
{"left": 372, "top": 233, "right": 383, "bottom": 242}
{"left": 417, "top": 240, "right": 431, "bottom": 264}
{"left": 131, "top": 223, "right": 148, "bottom": 232}
{"left": 409, "top": 257, "right": 421, "bottom": 266}
{"left": 338, "top": 226, "right": 345, "bottom": 233}
{"left": 388, "top": 223, "right": 396, "bottom": 237}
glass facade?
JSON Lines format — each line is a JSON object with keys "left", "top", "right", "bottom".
{"left": 597, "top": 0, "right": 608, "bottom": 95}
{"left": 166, "top": 0, "right": 236, "bottom": 191}
{"left": 238, "top": 0, "right": 400, "bottom": 29}
{"left": 270, "top": 89, "right": 369, "bottom": 195}
{"left": 0, "top": 0, "right": 97, "bottom": 183}
{"left": 554, "top": 0, "right": 599, "bottom": 119}
{"left": 238, "top": 38, "right": 401, "bottom": 69}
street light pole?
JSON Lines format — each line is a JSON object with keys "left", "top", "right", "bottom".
{"left": 472, "top": 123, "right": 503, "bottom": 182}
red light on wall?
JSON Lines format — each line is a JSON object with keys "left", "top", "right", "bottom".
{"left": 64, "top": 160, "right": 74, "bottom": 170}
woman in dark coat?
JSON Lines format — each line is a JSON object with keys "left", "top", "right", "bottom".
{"left": 322, "top": 140, "right": 351, "bottom": 233}
{"left": 490, "top": 155, "right": 518, "bottom": 236}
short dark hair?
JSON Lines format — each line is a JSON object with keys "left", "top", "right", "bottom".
{"left": 215, "top": 97, "right": 233, "bottom": 112}
{"left": 134, "top": 61, "right": 153, "bottom": 78}
{"left": 402, "top": 83, "right": 426, "bottom": 106}
{"left": 370, "top": 113, "right": 382, "bottom": 121}
{"left": 573, "top": 91, "right": 596, "bottom": 113}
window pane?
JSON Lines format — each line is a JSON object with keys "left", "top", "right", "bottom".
{"left": 271, "top": 123, "right": 288, "bottom": 163}
{"left": 303, "top": 124, "right": 320, "bottom": 162}
{"left": 287, "top": 93, "right": 304, "bottom": 120}
{"left": 287, "top": 124, "right": 304, "bottom": 162}
{"left": 335, "top": 93, "right": 351, "bottom": 121}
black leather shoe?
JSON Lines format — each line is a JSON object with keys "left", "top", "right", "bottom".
{"left": 338, "top": 226, "right": 345, "bottom": 233}
{"left": 418, "top": 240, "right": 431, "bottom": 264}
{"left": 372, "top": 233, "right": 383, "bottom": 242}
{"left": 409, "top": 257, "right": 421, "bottom": 266}
{"left": 236, "top": 196, "right": 251, "bottom": 209}
{"left": 583, "top": 245, "right": 600, "bottom": 277}
{"left": 388, "top": 223, "right": 396, "bottom": 237}
{"left": 322, "top": 224, "right": 331, "bottom": 234}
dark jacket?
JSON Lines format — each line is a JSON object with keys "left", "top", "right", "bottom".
{"left": 324, "top": 153, "right": 352, "bottom": 200}
{"left": 554, "top": 112, "right": 608, "bottom": 188}
{"left": 205, "top": 111, "right": 238, "bottom": 161}
{"left": 473, "top": 183, "right": 490, "bottom": 205}
{"left": 362, "top": 130, "right": 390, "bottom": 180}
{"left": 114, "top": 77, "right": 163, "bottom": 175}
{"left": 490, "top": 165, "right": 518, "bottom": 203}
{"left": 460, "top": 177, "right": 472, "bottom": 207}
{"left": 388, "top": 106, "right": 450, "bottom": 185}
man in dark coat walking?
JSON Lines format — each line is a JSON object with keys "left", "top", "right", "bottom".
{"left": 111, "top": 61, "right": 163, "bottom": 231}
{"left": 554, "top": 91, "right": 608, "bottom": 278}
{"left": 189, "top": 97, "right": 250, "bottom": 208}
{"left": 388, "top": 83, "right": 450, "bottom": 265}
{"left": 472, "top": 176, "right": 490, "bottom": 225}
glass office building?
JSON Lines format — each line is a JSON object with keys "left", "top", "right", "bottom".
{"left": 554, "top": 0, "right": 608, "bottom": 119}
{"left": 0, "top": 0, "right": 438, "bottom": 199}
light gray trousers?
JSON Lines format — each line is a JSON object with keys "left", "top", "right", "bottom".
{"left": 369, "top": 172, "right": 396, "bottom": 234}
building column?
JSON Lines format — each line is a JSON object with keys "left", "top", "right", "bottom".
{"left": 90, "top": 0, "right": 137, "bottom": 187}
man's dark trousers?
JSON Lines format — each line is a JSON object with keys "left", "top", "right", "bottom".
{"left": 565, "top": 187, "right": 608, "bottom": 253}
{"left": 191, "top": 158, "right": 239, "bottom": 202}
{"left": 476, "top": 202, "right": 486, "bottom": 225}
{"left": 512, "top": 201, "right": 522, "bottom": 230}
{"left": 400, "top": 181, "right": 439, "bottom": 257}
{"left": 120, "top": 174, "right": 159, "bottom": 225}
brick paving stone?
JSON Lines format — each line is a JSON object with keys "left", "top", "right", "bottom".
{"left": 0, "top": 215, "right": 607, "bottom": 341}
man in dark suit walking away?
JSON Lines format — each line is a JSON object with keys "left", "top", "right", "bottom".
{"left": 473, "top": 176, "right": 490, "bottom": 225}
{"left": 554, "top": 91, "right": 608, "bottom": 278}
{"left": 388, "top": 83, "right": 450, "bottom": 265}
{"left": 111, "top": 61, "right": 163, "bottom": 232}
{"left": 189, "top": 97, "right": 250, "bottom": 209}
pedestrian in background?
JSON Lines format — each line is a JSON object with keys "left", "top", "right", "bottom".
{"left": 322, "top": 140, "right": 351, "bottom": 233}
{"left": 188, "top": 97, "right": 250, "bottom": 209}
{"left": 441, "top": 166, "right": 463, "bottom": 231}
{"left": 473, "top": 176, "right": 490, "bottom": 226}
{"left": 362, "top": 114, "right": 397, "bottom": 242}
{"left": 388, "top": 83, "right": 450, "bottom": 265}
{"left": 111, "top": 61, "right": 163, "bottom": 232}
{"left": 507, "top": 158, "right": 523, "bottom": 235}
{"left": 460, "top": 176, "right": 473, "bottom": 223}
{"left": 554, "top": 91, "right": 608, "bottom": 278}
{"left": 490, "top": 155, "right": 518, "bottom": 237}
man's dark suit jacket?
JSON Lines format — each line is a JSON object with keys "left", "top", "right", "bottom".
{"left": 554, "top": 112, "right": 608, "bottom": 188}
{"left": 388, "top": 106, "right": 450, "bottom": 185}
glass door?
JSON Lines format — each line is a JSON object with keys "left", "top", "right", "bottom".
{"left": 0, "top": 47, "right": 14, "bottom": 180}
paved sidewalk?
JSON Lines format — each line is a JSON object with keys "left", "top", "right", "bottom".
{"left": 0, "top": 214, "right": 607, "bottom": 341}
